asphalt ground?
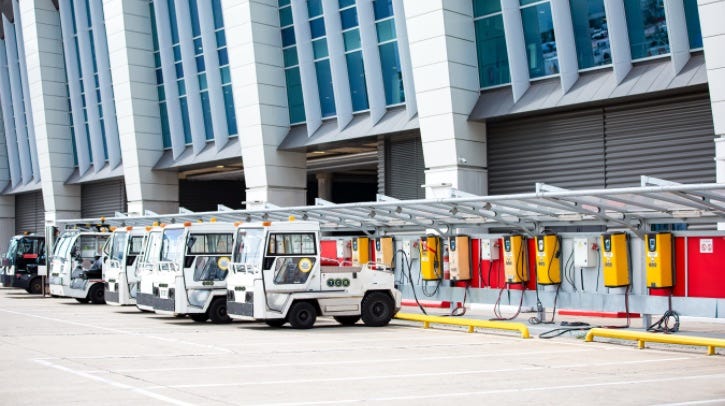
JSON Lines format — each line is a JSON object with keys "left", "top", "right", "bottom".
{"left": 1, "top": 287, "right": 725, "bottom": 405}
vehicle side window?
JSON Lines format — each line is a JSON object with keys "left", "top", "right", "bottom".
{"left": 266, "top": 233, "right": 316, "bottom": 255}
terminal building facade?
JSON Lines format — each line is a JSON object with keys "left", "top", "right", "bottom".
{"left": 0, "top": 0, "right": 723, "bottom": 244}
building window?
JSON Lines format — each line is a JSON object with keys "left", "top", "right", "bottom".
{"left": 279, "top": 1, "right": 306, "bottom": 124}
{"left": 211, "top": 0, "right": 238, "bottom": 136}
{"left": 374, "top": 0, "right": 404, "bottom": 105}
{"left": 473, "top": 1, "right": 510, "bottom": 88}
{"left": 309, "top": 0, "right": 336, "bottom": 117}
{"left": 521, "top": 1, "right": 558, "bottom": 78}
{"left": 340, "top": 1, "right": 369, "bottom": 111}
{"left": 683, "top": 0, "right": 702, "bottom": 49}
{"left": 570, "top": 0, "right": 610, "bottom": 69}
{"left": 624, "top": 0, "right": 669, "bottom": 60}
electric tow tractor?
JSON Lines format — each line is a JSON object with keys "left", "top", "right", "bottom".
{"left": 103, "top": 227, "right": 147, "bottom": 306}
{"left": 150, "top": 221, "right": 235, "bottom": 323}
{"left": 1, "top": 234, "right": 45, "bottom": 293}
{"left": 48, "top": 229, "right": 111, "bottom": 303}
{"left": 135, "top": 225, "right": 164, "bottom": 312}
{"left": 226, "top": 219, "right": 402, "bottom": 329}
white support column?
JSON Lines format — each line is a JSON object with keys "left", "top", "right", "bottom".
{"left": 223, "top": 0, "right": 306, "bottom": 207}
{"left": 322, "top": 0, "right": 353, "bottom": 130}
{"left": 550, "top": 0, "right": 579, "bottom": 93}
{"left": 604, "top": 0, "right": 632, "bottom": 84}
{"left": 20, "top": 0, "right": 81, "bottom": 224}
{"left": 0, "top": 108, "right": 12, "bottom": 240}
{"left": 0, "top": 195, "right": 14, "bottom": 247}
{"left": 356, "top": 0, "right": 386, "bottom": 124}
{"left": 58, "top": 0, "right": 90, "bottom": 176}
{"left": 198, "top": 0, "right": 229, "bottom": 149}
{"left": 104, "top": 0, "right": 179, "bottom": 215}
{"left": 173, "top": 0, "right": 206, "bottom": 154}
{"left": 12, "top": 1, "right": 41, "bottom": 183}
{"left": 88, "top": 0, "right": 121, "bottom": 169}
{"left": 73, "top": 0, "right": 106, "bottom": 172}
{"left": 3, "top": 18, "right": 32, "bottom": 184}
{"left": 392, "top": 0, "right": 417, "bottom": 118}
{"left": 0, "top": 40, "right": 20, "bottom": 187}
{"left": 152, "top": 0, "right": 185, "bottom": 159}
{"left": 291, "top": 0, "right": 322, "bottom": 135}
{"left": 501, "top": 0, "right": 529, "bottom": 102}
{"left": 0, "top": 110, "right": 10, "bottom": 191}
{"left": 664, "top": 0, "right": 690, "bottom": 74}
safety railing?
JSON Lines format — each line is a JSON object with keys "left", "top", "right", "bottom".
{"left": 585, "top": 328, "right": 725, "bottom": 355}
{"left": 395, "top": 312, "right": 531, "bottom": 339}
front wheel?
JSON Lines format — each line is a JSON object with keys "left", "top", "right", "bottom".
{"left": 209, "top": 299, "right": 231, "bottom": 324}
{"left": 333, "top": 315, "right": 361, "bottom": 326}
{"left": 361, "top": 292, "right": 395, "bottom": 327}
{"left": 89, "top": 283, "right": 106, "bottom": 304}
{"left": 287, "top": 302, "right": 317, "bottom": 329}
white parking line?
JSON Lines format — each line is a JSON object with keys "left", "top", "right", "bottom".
{"left": 656, "top": 400, "right": 725, "bottom": 406}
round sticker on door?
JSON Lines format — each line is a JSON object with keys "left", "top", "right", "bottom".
{"left": 298, "top": 258, "right": 313, "bottom": 273}
{"left": 217, "top": 256, "right": 230, "bottom": 271}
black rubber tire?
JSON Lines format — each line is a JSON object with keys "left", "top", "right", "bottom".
{"left": 333, "top": 315, "right": 361, "bottom": 326}
{"left": 264, "top": 319, "right": 286, "bottom": 327}
{"left": 287, "top": 301, "right": 317, "bottom": 329}
{"left": 190, "top": 313, "right": 209, "bottom": 322}
{"left": 89, "top": 283, "right": 106, "bottom": 304}
{"left": 361, "top": 292, "right": 395, "bottom": 327}
{"left": 28, "top": 278, "right": 43, "bottom": 294}
{"left": 75, "top": 297, "right": 90, "bottom": 304}
{"left": 209, "top": 298, "right": 232, "bottom": 324}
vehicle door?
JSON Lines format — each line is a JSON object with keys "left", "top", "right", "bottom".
{"left": 261, "top": 232, "right": 320, "bottom": 294}
{"left": 184, "top": 232, "right": 233, "bottom": 292}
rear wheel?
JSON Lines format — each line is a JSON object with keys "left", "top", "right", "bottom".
{"left": 209, "top": 298, "right": 232, "bottom": 324}
{"left": 28, "top": 278, "right": 43, "bottom": 294}
{"left": 89, "top": 283, "right": 106, "bottom": 304}
{"left": 361, "top": 292, "right": 395, "bottom": 327}
{"left": 264, "top": 319, "right": 286, "bottom": 327}
{"left": 190, "top": 313, "right": 209, "bottom": 322}
{"left": 287, "top": 302, "right": 317, "bottom": 329}
{"left": 333, "top": 315, "right": 361, "bottom": 326}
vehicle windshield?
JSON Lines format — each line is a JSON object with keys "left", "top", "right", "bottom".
{"left": 232, "top": 228, "right": 265, "bottom": 268}
{"left": 53, "top": 234, "right": 75, "bottom": 258}
{"left": 109, "top": 232, "right": 127, "bottom": 261}
{"left": 141, "top": 231, "right": 162, "bottom": 265}
{"left": 160, "top": 228, "right": 186, "bottom": 266}
{"left": 6, "top": 239, "right": 17, "bottom": 258}
{"left": 129, "top": 235, "right": 145, "bottom": 256}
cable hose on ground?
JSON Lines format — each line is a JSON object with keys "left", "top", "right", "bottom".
{"left": 647, "top": 310, "right": 680, "bottom": 334}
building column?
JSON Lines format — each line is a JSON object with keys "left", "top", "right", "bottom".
{"left": 223, "top": 0, "right": 306, "bottom": 208}
{"left": 18, "top": 0, "right": 80, "bottom": 224}
{"left": 316, "top": 172, "right": 333, "bottom": 201}
{"left": 0, "top": 111, "right": 15, "bottom": 244}
{"left": 103, "top": 0, "right": 178, "bottom": 215}
{"left": 403, "top": 0, "right": 487, "bottom": 198}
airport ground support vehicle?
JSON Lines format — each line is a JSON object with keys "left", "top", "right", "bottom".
{"left": 226, "top": 219, "right": 402, "bottom": 329}
{"left": 136, "top": 226, "right": 163, "bottom": 312}
{"left": 151, "top": 222, "right": 234, "bottom": 323}
{"left": 48, "top": 230, "right": 110, "bottom": 304}
{"left": 103, "top": 227, "right": 147, "bottom": 306}
{"left": 1, "top": 234, "right": 45, "bottom": 293}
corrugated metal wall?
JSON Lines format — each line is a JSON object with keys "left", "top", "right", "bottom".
{"left": 487, "top": 92, "right": 715, "bottom": 195}
{"left": 81, "top": 178, "right": 127, "bottom": 218}
{"left": 385, "top": 136, "right": 425, "bottom": 200}
{"left": 15, "top": 191, "right": 44, "bottom": 234}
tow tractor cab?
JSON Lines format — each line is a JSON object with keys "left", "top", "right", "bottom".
{"left": 152, "top": 222, "right": 234, "bottom": 323}
{"left": 226, "top": 220, "right": 402, "bottom": 329}
{"left": 48, "top": 230, "right": 110, "bottom": 304}
{"left": 103, "top": 227, "right": 147, "bottom": 306}
{"left": 135, "top": 226, "right": 163, "bottom": 312}
{"left": 1, "top": 235, "right": 45, "bottom": 293}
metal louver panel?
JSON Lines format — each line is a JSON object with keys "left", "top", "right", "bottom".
{"left": 385, "top": 136, "right": 425, "bottom": 200}
{"left": 487, "top": 109, "right": 606, "bottom": 195}
{"left": 15, "top": 191, "right": 44, "bottom": 234}
{"left": 81, "top": 178, "right": 127, "bottom": 218}
{"left": 604, "top": 93, "right": 715, "bottom": 187}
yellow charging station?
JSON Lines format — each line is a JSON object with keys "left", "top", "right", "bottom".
{"left": 420, "top": 235, "right": 442, "bottom": 281}
{"left": 644, "top": 232, "right": 674, "bottom": 288}
{"left": 352, "top": 237, "right": 369, "bottom": 266}
{"left": 449, "top": 235, "right": 471, "bottom": 281}
{"left": 503, "top": 235, "right": 528, "bottom": 284}
{"left": 375, "top": 237, "right": 394, "bottom": 268}
{"left": 535, "top": 234, "right": 561, "bottom": 285}
{"left": 601, "top": 233, "right": 630, "bottom": 287}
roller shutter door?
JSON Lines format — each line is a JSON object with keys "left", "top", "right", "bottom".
{"left": 81, "top": 179, "right": 127, "bottom": 218}
{"left": 604, "top": 93, "right": 715, "bottom": 187}
{"left": 487, "top": 109, "right": 606, "bottom": 195}
{"left": 15, "top": 191, "right": 44, "bottom": 234}
{"left": 385, "top": 137, "right": 425, "bottom": 200}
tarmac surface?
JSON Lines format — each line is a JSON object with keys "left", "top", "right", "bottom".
{"left": 1, "top": 287, "right": 725, "bottom": 405}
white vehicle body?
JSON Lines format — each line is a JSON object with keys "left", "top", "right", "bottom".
{"left": 151, "top": 222, "right": 234, "bottom": 323}
{"left": 103, "top": 227, "right": 147, "bottom": 306}
{"left": 48, "top": 231, "right": 110, "bottom": 304}
{"left": 226, "top": 220, "right": 402, "bottom": 329}
{"left": 135, "top": 227, "right": 163, "bottom": 312}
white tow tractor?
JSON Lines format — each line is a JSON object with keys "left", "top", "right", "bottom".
{"left": 151, "top": 222, "right": 234, "bottom": 323}
{"left": 135, "top": 226, "right": 164, "bottom": 312}
{"left": 226, "top": 220, "right": 402, "bottom": 329}
{"left": 48, "top": 230, "right": 111, "bottom": 304}
{"left": 103, "top": 227, "right": 147, "bottom": 306}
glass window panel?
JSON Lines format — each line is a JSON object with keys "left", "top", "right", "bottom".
{"left": 285, "top": 67, "right": 306, "bottom": 123}
{"left": 220, "top": 66, "right": 231, "bottom": 84}
{"left": 570, "top": 0, "right": 611, "bottom": 69}
{"left": 180, "top": 97, "right": 192, "bottom": 144}
{"left": 521, "top": 3, "right": 559, "bottom": 78}
{"left": 624, "top": 0, "right": 669, "bottom": 59}
{"left": 376, "top": 19, "right": 396, "bottom": 42}
{"left": 284, "top": 47, "right": 299, "bottom": 66}
{"left": 373, "top": 0, "right": 393, "bottom": 20}
{"left": 216, "top": 30, "right": 226, "bottom": 48}
{"left": 310, "top": 17, "right": 326, "bottom": 39}
{"left": 156, "top": 68, "right": 163, "bottom": 84}
{"left": 339, "top": 0, "right": 355, "bottom": 8}
{"left": 519, "top": 0, "right": 540, "bottom": 5}
{"left": 218, "top": 48, "right": 229, "bottom": 65}
{"left": 307, "top": 0, "right": 323, "bottom": 17}
{"left": 199, "top": 72, "right": 208, "bottom": 90}
{"left": 315, "top": 60, "right": 336, "bottom": 117}
{"left": 684, "top": 0, "right": 702, "bottom": 49}
{"left": 175, "top": 62, "right": 184, "bottom": 78}
{"left": 173, "top": 45, "right": 181, "bottom": 60}
{"left": 189, "top": 0, "right": 201, "bottom": 37}
{"left": 194, "top": 38, "right": 203, "bottom": 55}
{"left": 378, "top": 42, "right": 405, "bottom": 105}
{"left": 177, "top": 80, "right": 186, "bottom": 96}
{"left": 154, "top": 52, "right": 161, "bottom": 67}
{"left": 201, "top": 91, "right": 213, "bottom": 140}
{"left": 212, "top": 0, "right": 224, "bottom": 29}
{"left": 473, "top": 0, "right": 501, "bottom": 17}
{"left": 340, "top": 7, "right": 358, "bottom": 29}
{"left": 282, "top": 27, "right": 296, "bottom": 47}
{"left": 167, "top": 0, "right": 179, "bottom": 43}
{"left": 223, "top": 85, "right": 237, "bottom": 135}
{"left": 196, "top": 55, "right": 205, "bottom": 72}
{"left": 313, "top": 39, "right": 328, "bottom": 59}
{"left": 346, "top": 51, "right": 369, "bottom": 111}
{"left": 279, "top": 0, "right": 291, "bottom": 7}
{"left": 279, "top": 6, "right": 293, "bottom": 27}
{"left": 157, "top": 86, "right": 165, "bottom": 101}
{"left": 344, "top": 29, "right": 361, "bottom": 51}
